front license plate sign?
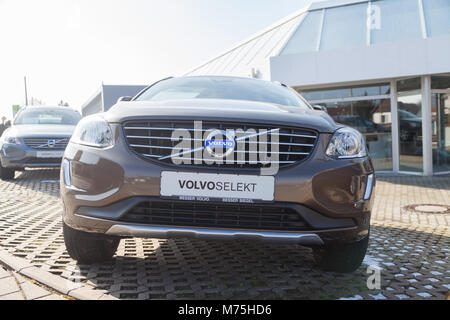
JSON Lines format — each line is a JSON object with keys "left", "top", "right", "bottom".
{"left": 36, "top": 151, "right": 64, "bottom": 158}
{"left": 161, "top": 171, "right": 275, "bottom": 202}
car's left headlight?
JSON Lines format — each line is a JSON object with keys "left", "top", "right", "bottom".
{"left": 326, "top": 127, "right": 367, "bottom": 159}
{"left": 70, "top": 115, "right": 114, "bottom": 148}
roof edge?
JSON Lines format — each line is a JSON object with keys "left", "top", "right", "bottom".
{"left": 309, "top": 0, "right": 368, "bottom": 11}
{"left": 81, "top": 86, "right": 102, "bottom": 111}
{"left": 183, "top": 3, "right": 312, "bottom": 76}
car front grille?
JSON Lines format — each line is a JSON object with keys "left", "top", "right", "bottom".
{"left": 123, "top": 120, "right": 318, "bottom": 169}
{"left": 23, "top": 137, "right": 69, "bottom": 150}
{"left": 25, "top": 158, "right": 62, "bottom": 164}
{"left": 120, "top": 200, "right": 309, "bottom": 231}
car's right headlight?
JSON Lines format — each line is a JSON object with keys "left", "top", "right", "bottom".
{"left": 70, "top": 115, "right": 114, "bottom": 148}
{"left": 2, "top": 132, "right": 21, "bottom": 145}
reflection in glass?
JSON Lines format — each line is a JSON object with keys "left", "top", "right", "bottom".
{"left": 280, "top": 10, "right": 322, "bottom": 55}
{"left": 431, "top": 76, "right": 450, "bottom": 90}
{"left": 432, "top": 93, "right": 450, "bottom": 173}
{"left": 298, "top": 83, "right": 390, "bottom": 101}
{"left": 322, "top": 99, "right": 392, "bottom": 171}
{"left": 423, "top": 0, "right": 450, "bottom": 37}
{"left": 397, "top": 78, "right": 421, "bottom": 92}
{"left": 398, "top": 94, "right": 423, "bottom": 172}
{"left": 371, "top": 0, "right": 422, "bottom": 44}
{"left": 320, "top": 3, "right": 366, "bottom": 51}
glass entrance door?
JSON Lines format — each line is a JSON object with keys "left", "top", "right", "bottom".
{"left": 432, "top": 93, "right": 450, "bottom": 173}
{"left": 398, "top": 92, "right": 423, "bottom": 172}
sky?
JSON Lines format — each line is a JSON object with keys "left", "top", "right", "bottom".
{"left": 0, "top": 0, "right": 320, "bottom": 119}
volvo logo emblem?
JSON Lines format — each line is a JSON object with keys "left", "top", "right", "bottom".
{"left": 205, "top": 130, "right": 235, "bottom": 158}
{"left": 47, "top": 139, "right": 56, "bottom": 148}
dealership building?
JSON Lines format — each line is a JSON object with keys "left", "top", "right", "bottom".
{"left": 186, "top": 0, "right": 450, "bottom": 176}
{"left": 81, "top": 84, "right": 146, "bottom": 116}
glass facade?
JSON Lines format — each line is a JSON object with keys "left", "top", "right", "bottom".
{"left": 397, "top": 78, "right": 423, "bottom": 172}
{"left": 423, "top": 0, "right": 450, "bottom": 37}
{"left": 398, "top": 93, "right": 423, "bottom": 172}
{"left": 298, "top": 76, "right": 450, "bottom": 175}
{"left": 431, "top": 76, "right": 450, "bottom": 173}
{"left": 320, "top": 3, "right": 366, "bottom": 51}
{"left": 322, "top": 99, "right": 393, "bottom": 171}
{"left": 281, "top": 10, "right": 322, "bottom": 55}
{"left": 370, "top": 0, "right": 422, "bottom": 44}
{"left": 299, "top": 83, "right": 390, "bottom": 101}
{"left": 298, "top": 84, "right": 392, "bottom": 171}
{"left": 278, "top": 0, "right": 450, "bottom": 57}
{"left": 432, "top": 93, "right": 450, "bottom": 173}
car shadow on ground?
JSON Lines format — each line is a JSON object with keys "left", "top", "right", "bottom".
{"left": 7, "top": 168, "right": 61, "bottom": 198}
{"left": 67, "top": 225, "right": 449, "bottom": 300}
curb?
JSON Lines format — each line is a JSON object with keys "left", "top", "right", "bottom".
{"left": 0, "top": 249, "right": 118, "bottom": 300}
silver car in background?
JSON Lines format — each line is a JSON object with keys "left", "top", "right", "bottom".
{"left": 0, "top": 106, "right": 82, "bottom": 180}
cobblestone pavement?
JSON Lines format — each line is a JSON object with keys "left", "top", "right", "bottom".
{"left": 0, "top": 169, "right": 448, "bottom": 300}
{"left": 0, "top": 264, "right": 67, "bottom": 300}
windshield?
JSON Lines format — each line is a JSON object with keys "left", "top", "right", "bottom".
{"left": 14, "top": 108, "right": 82, "bottom": 125}
{"left": 136, "top": 77, "right": 311, "bottom": 109}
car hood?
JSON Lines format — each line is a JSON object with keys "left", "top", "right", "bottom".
{"left": 105, "top": 99, "right": 338, "bottom": 133}
{"left": 7, "top": 124, "right": 77, "bottom": 138}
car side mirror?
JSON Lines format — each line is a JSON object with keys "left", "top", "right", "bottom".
{"left": 117, "top": 96, "right": 132, "bottom": 103}
{"left": 312, "top": 105, "right": 327, "bottom": 113}
{"left": 4, "top": 120, "right": 11, "bottom": 128}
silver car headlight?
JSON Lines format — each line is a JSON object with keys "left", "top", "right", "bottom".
{"left": 326, "top": 127, "right": 367, "bottom": 159}
{"left": 3, "top": 134, "right": 21, "bottom": 145}
{"left": 71, "top": 115, "right": 114, "bottom": 148}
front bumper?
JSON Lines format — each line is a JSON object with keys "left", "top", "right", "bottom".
{"left": 61, "top": 124, "right": 375, "bottom": 245}
{"left": 1, "top": 143, "right": 64, "bottom": 168}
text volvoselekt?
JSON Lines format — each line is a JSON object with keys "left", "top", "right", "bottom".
{"left": 178, "top": 180, "right": 258, "bottom": 192}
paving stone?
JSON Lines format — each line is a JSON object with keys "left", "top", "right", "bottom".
{"left": 0, "top": 277, "right": 20, "bottom": 297}
{"left": 21, "top": 281, "right": 53, "bottom": 300}
{"left": 68, "top": 286, "right": 108, "bottom": 300}
{"left": 0, "top": 292, "right": 24, "bottom": 300}
{"left": 0, "top": 169, "right": 448, "bottom": 300}
{"left": 20, "top": 266, "right": 71, "bottom": 295}
{"left": 36, "top": 294, "right": 66, "bottom": 300}
{"left": 0, "top": 266, "right": 10, "bottom": 279}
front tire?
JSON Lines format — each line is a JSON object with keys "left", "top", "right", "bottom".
{"left": 0, "top": 164, "right": 15, "bottom": 180}
{"left": 63, "top": 223, "right": 120, "bottom": 264}
{"left": 313, "top": 234, "right": 369, "bottom": 273}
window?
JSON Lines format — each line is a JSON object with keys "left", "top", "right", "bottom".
{"left": 370, "top": 0, "right": 422, "bottom": 44}
{"left": 320, "top": 3, "right": 367, "bottom": 51}
{"left": 298, "top": 83, "right": 390, "bottom": 101}
{"left": 398, "top": 93, "right": 423, "bottom": 172}
{"left": 431, "top": 76, "right": 450, "bottom": 90}
{"left": 423, "top": 0, "right": 450, "bottom": 37}
{"left": 322, "top": 99, "right": 393, "bottom": 171}
{"left": 431, "top": 93, "right": 450, "bottom": 173}
{"left": 397, "top": 78, "right": 421, "bottom": 92}
{"left": 136, "top": 77, "right": 311, "bottom": 109}
{"left": 15, "top": 108, "right": 81, "bottom": 125}
{"left": 280, "top": 10, "right": 322, "bottom": 55}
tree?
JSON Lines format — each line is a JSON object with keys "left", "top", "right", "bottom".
{"left": 58, "top": 100, "right": 70, "bottom": 107}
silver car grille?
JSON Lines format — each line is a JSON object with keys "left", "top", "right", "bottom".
{"left": 123, "top": 120, "right": 318, "bottom": 169}
{"left": 23, "top": 137, "right": 69, "bottom": 150}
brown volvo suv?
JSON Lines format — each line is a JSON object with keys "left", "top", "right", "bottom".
{"left": 61, "top": 76, "right": 375, "bottom": 272}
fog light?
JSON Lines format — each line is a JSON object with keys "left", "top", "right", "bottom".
{"left": 364, "top": 174, "right": 374, "bottom": 200}
{"left": 62, "top": 159, "right": 72, "bottom": 186}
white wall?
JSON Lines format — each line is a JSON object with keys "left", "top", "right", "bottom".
{"left": 270, "top": 35, "right": 450, "bottom": 87}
